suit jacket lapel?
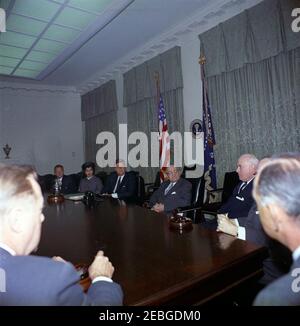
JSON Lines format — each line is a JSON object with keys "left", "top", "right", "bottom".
{"left": 164, "top": 179, "right": 181, "bottom": 197}
{"left": 0, "top": 246, "right": 12, "bottom": 257}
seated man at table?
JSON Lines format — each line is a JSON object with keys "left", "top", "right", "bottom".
{"left": 102, "top": 159, "right": 136, "bottom": 201}
{"left": 149, "top": 166, "right": 192, "bottom": 215}
{"left": 53, "top": 164, "right": 77, "bottom": 194}
{"left": 0, "top": 164, "right": 123, "bottom": 306}
{"left": 218, "top": 153, "right": 259, "bottom": 226}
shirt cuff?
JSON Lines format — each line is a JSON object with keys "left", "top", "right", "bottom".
{"left": 111, "top": 193, "right": 118, "bottom": 199}
{"left": 92, "top": 276, "right": 113, "bottom": 284}
{"left": 237, "top": 226, "right": 246, "bottom": 240}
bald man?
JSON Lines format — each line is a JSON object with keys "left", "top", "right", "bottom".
{"left": 218, "top": 154, "right": 259, "bottom": 226}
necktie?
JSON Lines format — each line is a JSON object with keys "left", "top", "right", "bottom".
{"left": 164, "top": 182, "right": 174, "bottom": 195}
{"left": 113, "top": 177, "right": 121, "bottom": 193}
{"left": 238, "top": 182, "right": 247, "bottom": 194}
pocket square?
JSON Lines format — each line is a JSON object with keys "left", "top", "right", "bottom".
{"left": 171, "top": 191, "right": 176, "bottom": 195}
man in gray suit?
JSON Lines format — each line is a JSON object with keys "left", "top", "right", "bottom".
{"left": 0, "top": 164, "right": 123, "bottom": 306}
{"left": 252, "top": 156, "right": 300, "bottom": 305}
{"left": 149, "top": 166, "right": 192, "bottom": 215}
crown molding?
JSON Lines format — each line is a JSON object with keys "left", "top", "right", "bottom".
{"left": 0, "top": 80, "right": 78, "bottom": 95}
{"left": 77, "top": 0, "right": 263, "bottom": 94}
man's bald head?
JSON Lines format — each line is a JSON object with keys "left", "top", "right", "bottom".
{"left": 236, "top": 154, "right": 259, "bottom": 182}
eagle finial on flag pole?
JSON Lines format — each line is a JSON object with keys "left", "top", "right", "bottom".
{"left": 199, "top": 54, "right": 206, "bottom": 66}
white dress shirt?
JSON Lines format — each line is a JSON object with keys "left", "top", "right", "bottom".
{"left": 0, "top": 242, "right": 16, "bottom": 255}
{"left": 112, "top": 175, "right": 125, "bottom": 198}
{"left": 293, "top": 246, "right": 300, "bottom": 261}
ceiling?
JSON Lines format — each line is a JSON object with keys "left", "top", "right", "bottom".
{"left": 0, "top": 0, "right": 262, "bottom": 89}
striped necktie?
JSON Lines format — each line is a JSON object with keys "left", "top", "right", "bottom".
{"left": 238, "top": 182, "right": 247, "bottom": 194}
{"left": 164, "top": 182, "right": 174, "bottom": 195}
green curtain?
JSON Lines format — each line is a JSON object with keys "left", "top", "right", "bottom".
{"left": 123, "top": 46, "right": 185, "bottom": 183}
{"left": 81, "top": 80, "right": 118, "bottom": 173}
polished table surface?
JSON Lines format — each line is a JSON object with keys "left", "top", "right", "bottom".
{"left": 36, "top": 197, "right": 266, "bottom": 305}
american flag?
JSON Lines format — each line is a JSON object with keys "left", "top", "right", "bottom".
{"left": 158, "top": 94, "right": 170, "bottom": 182}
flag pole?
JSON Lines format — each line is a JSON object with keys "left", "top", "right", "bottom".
{"left": 154, "top": 71, "right": 160, "bottom": 126}
{"left": 155, "top": 71, "right": 162, "bottom": 180}
{"left": 199, "top": 53, "right": 217, "bottom": 194}
{"left": 199, "top": 55, "right": 210, "bottom": 145}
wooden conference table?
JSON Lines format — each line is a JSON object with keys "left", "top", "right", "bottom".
{"left": 36, "top": 196, "right": 266, "bottom": 305}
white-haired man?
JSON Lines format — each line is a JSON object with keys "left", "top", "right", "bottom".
{"left": 217, "top": 154, "right": 259, "bottom": 227}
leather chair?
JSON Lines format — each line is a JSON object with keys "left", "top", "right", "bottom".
{"left": 136, "top": 175, "right": 146, "bottom": 205}
{"left": 201, "top": 171, "right": 240, "bottom": 213}
{"left": 95, "top": 171, "right": 107, "bottom": 186}
{"left": 38, "top": 174, "right": 54, "bottom": 192}
{"left": 144, "top": 171, "right": 161, "bottom": 200}
{"left": 177, "top": 175, "right": 205, "bottom": 223}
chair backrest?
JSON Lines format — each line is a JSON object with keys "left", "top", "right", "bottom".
{"left": 221, "top": 171, "right": 240, "bottom": 204}
{"left": 68, "top": 173, "right": 81, "bottom": 192}
{"left": 95, "top": 171, "right": 107, "bottom": 185}
{"left": 154, "top": 171, "right": 161, "bottom": 187}
{"left": 185, "top": 176, "right": 205, "bottom": 207}
{"left": 38, "top": 174, "right": 54, "bottom": 192}
{"left": 137, "top": 175, "right": 145, "bottom": 204}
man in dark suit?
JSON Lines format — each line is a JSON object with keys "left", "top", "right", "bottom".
{"left": 252, "top": 156, "right": 300, "bottom": 305}
{"left": 0, "top": 164, "right": 123, "bottom": 306}
{"left": 53, "top": 164, "right": 77, "bottom": 194}
{"left": 102, "top": 159, "right": 136, "bottom": 201}
{"left": 149, "top": 166, "right": 192, "bottom": 215}
{"left": 218, "top": 154, "right": 259, "bottom": 225}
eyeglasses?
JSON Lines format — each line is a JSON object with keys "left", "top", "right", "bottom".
{"left": 166, "top": 171, "right": 177, "bottom": 176}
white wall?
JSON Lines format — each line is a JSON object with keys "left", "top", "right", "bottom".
{"left": 0, "top": 86, "right": 84, "bottom": 175}
{"left": 181, "top": 34, "right": 204, "bottom": 169}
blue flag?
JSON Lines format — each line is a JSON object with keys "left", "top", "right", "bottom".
{"left": 201, "top": 64, "right": 217, "bottom": 191}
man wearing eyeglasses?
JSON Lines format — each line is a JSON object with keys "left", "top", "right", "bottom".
{"left": 149, "top": 166, "right": 192, "bottom": 215}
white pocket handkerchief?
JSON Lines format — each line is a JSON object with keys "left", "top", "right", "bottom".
{"left": 171, "top": 191, "right": 176, "bottom": 195}
{"left": 235, "top": 196, "right": 244, "bottom": 201}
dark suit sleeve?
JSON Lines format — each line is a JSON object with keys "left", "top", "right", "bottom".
{"left": 62, "top": 176, "right": 78, "bottom": 194}
{"left": 163, "top": 180, "right": 192, "bottom": 212}
{"left": 56, "top": 262, "right": 123, "bottom": 306}
{"left": 149, "top": 183, "right": 165, "bottom": 207}
{"left": 253, "top": 260, "right": 300, "bottom": 306}
{"left": 245, "top": 217, "right": 268, "bottom": 247}
{"left": 102, "top": 174, "right": 115, "bottom": 194}
{"left": 239, "top": 205, "right": 268, "bottom": 246}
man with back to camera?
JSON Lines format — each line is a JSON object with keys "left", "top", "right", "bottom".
{"left": 0, "top": 164, "right": 123, "bottom": 306}
{"left": 252, "top": 156, "right": 300, "bottom": 305}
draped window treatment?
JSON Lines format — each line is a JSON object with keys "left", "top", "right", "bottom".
{"left": 199, "top": 0, "right": 300, "bottom": 186}
{"left": 123, "top": 46, "right": 185, "bottom": 183}
{"left": 81, "top": 80, "right": 118, "bottom": 173}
